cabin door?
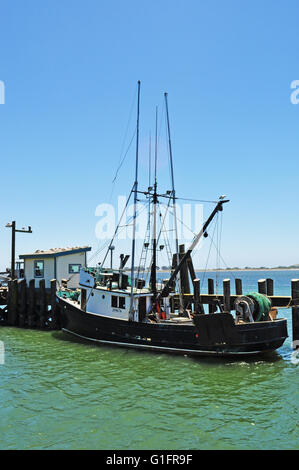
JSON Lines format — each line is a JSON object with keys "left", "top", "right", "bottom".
{"left": 138, "top": 297, "right": 147, "bottom": 322}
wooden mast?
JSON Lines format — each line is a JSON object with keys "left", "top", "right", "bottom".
{"left": 129, "top": 80, "right": 141, "bottom": 321}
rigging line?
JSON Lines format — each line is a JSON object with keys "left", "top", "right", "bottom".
{"left": 216, "top": 212, "right": 223, "bottom": 288}
{"left": 209, "top": 235, "right": 237, "bottom": 282}
{"left": 111, "top": 127, "right": 137, "bottom": 184}
{"left": 157, "top": 101, "right": 165, "bottom": 149}
{"left": 216, "top": 213, "right": 219, "bottom": 294}
{"left": 154, "top": 106, "right": 158, "bottom": 183}
{"left": 136, "top": 202, "right": 152, "bottom": 281}
{"left": 149, "top": 131, "right": 151, "bottom": 188}
{"left": 137, "top": 139, "right": 153, "bottom": 282}
{"left": 164, "top": 110, "right": 173, "bottom": 192}
{"left": 160, "top": 204, "right": 173, "bottom": 267}
{"left": 144, "top": 200, "right": 172, "bottom": 284}
{"left": 112, "top": 85, "right": 138, "bottom": 179}
{"left": 101, "top": 201, "right": 149, "bottom": 271}
{"left": 219, "top": 211, "right": 223, "bottom": 264}
{"left": 108, "top": 85, "right": 138, "bottom": 203}
{"left": 89, "top": 207, "right": 142, "bottom": 265}
{"left": 218, "top": 211, "right": 223, "bottom": 272}
{"left": 176, "top": 197, "right": 219, "bottom": 204}
{"left": 163, "top": 203, "right": 197, "bottom": 238}
{"left": 158, "top": 200, "right": 172, "bottom": 244}
{"left": 88, "top": 240, "right": 114, "bottom": 264}
{"left": 89, "top": 199, "right": 150, "bottom": 267}
{"left": 201, "top": 216, "right": 218, "bottom": 289}
{"left": 90, "top": 203, "right": 148, "bottom": 267}
{"left": 101, "top": 184, "right": 135, "bottom": 267}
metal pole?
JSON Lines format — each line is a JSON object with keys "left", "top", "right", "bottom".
{"left": 11, "top": 221, "right": 16, "bottom": 280}
{"left": 129, "top": 80, "right": 141, "bottom": 321}
{"left": 150, "top": 107, "right": 158, "bottom": 307}
{"left": 6, "top": 221, "right": 32, "bottom": 280}
{"left": 164, "top": 92, "right": 183, "bottom": 311}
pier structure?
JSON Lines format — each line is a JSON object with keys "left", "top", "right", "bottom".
{"left": 0, "top": 279, "right": 60, "bottom": 329}
{"left": 0, "top": 274, "right": 298, "bottom": 348}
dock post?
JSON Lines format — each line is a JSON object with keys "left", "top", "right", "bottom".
{"left": 258, "top": 279, "right": 267, "bottom": 295}
{"left": 193, "top": 278, "right": 200, "bottom": 314}
{"left": 208, "top": 278, "right": 216, "bottom": 314}
{"left": 50, "top": 279, "right": 59, "bottom": 329}
{"left": 18, "top": 279, "right": 27, "bottom": 327}
{"left": 235, "top": 278, "right": 242, "bottom": 296}
{"left": 38, "top": 279, "right": 47, "bottom": 328}
{"left": 291, "top": 279, "right": 299, "bottom": 348}
{"left": 7, "top": 279, "right": 18, "bottom": 326}
{"left": 28, "top": 279, "right": 36, "bottom": 327}
{"left": 266, "top": 278, "right": 274, "bottom": 296}
{"left": 223, "top": 279, "right": 231, "bottom": 312}
{"left": 170, "top": 253, "right": 178, "bottom": 291}
{"left": 179, "top": 244, "right": 190, "bottom": 294}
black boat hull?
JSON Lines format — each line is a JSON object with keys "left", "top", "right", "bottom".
{"left": 57, "top": 297, "right": 288, "bottom": 357}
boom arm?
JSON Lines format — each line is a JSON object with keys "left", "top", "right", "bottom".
{"left": 157, "top": 199, "right": 229, "bottom": 299}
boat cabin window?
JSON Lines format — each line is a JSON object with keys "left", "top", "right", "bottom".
{"left": 34, "top": 260, "right": 44, "bottom": 278}
{"left": 69, "top": 264, "right": 81, "bottom": 274}
{"left": 111, "top": 296, "right": 126, "bottom": 309}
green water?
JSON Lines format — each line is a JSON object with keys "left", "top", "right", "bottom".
{"left": 0, "top": 271, "right": 298, "bottom": 450}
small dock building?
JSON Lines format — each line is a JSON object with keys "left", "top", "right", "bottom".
{"left": 19, "top": 246, "right": 91, "bottom": 288}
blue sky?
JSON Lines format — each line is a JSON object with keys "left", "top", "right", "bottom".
{"left": 0, "top": 0, "right": 299, "bottom": 271}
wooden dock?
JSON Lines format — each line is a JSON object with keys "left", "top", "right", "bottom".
{"left": 171, "top": 276, "right": 299, "bottom": 345}
{"left": 0, "top": 275, "right": 298, "bottom": 346}
{"left": 0, "top": 279, "right": 60, "bottom": 329}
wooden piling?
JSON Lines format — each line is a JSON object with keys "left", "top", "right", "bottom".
{"left": 170, "top": 253, "right": 178, "bottom": 290}
{"left": 28, "top": 279, "right": 36, "bottom": 327}
{"left": 179, "top": 244, "right": 190, "bottom": 294}
{"left": 193, "top": 278, "right": 200, "bottom": 314}
{"left": 266, "top": 278, "right": 274, "bottom": 296}
{"left": 50, "top": 279, "right": 59, "bottom": 329}
{"left": 291, "top": 279, "right": 299, "bottom": 348}
{"left": 7, "top": 279, "right": 18, "bottom": 326}
{"left": 18, "top": 279, "right": 27, "bottom": 327}
{"left": 258, "top": 279, "right": 267, "bottom": 295}
{"left": 208, "top": 278, "right": 216, "bottom": 314}
{"left": 38, "top": 279, "right": 47, "bottom": 328}
{"left": 0, "top": 278, "right": 61, "bottom": 331}
{"left": 235, "top": 278, "right": 242, "bottom": 296}
{"left": 223, "top": 279, "right": 231, "bottom": 312}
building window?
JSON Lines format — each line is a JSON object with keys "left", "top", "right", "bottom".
{"left": 111, "top": 296, "right": 126, "bottom": 309}
{"left": 69, "top": 264, "right": 81, "bottom": 274}
{"left": 34, "top": 260, "right": 44, "bottom": 278}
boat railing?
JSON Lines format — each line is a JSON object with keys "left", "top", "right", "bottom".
{"left": 82, "top": 267, "right": 133, "bottom": 289}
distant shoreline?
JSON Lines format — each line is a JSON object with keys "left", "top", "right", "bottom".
{"left": 156, "top": 268, "right": 299, "bottom": 273}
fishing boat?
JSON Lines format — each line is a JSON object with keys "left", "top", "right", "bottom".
{"left": 57, "top": 82, "right": 288, "bottom": 356}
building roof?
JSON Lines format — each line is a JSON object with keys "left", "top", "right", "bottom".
{"left": 19, "top": 246, "right": 92, "bottom": 259}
